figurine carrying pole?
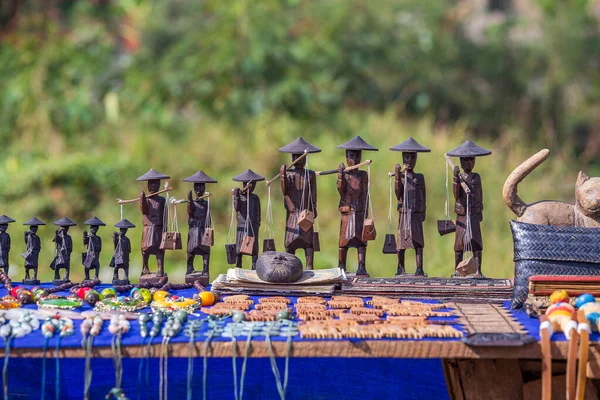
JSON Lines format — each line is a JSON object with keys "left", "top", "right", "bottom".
{"left": 232, "top": 169, "right": 264, "bottom": 269}
{"left": 110, "top": 219, "right": 135, "bottom": 285}
{"left": 277, "top": 138, "right": 321, "bottom": 270}
{"left": 0, "top": 216, "right": 15, "bottom": 276}
{"left": 389, "top": 138, "right": 430, "bottom": 276}
{"left": 50, "top": 217, "right": 77, "bottom": 285}
{"left": 82, "top": 216, "right": 105, "bottom": 283}
{"left": 334, "top": 136, "right": 378, "bottom": 277}
{"left": 22, "top": 217, "right": 45, "bottom": 285}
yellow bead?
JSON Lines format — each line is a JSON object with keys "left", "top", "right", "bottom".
{"left": 153, "top": 291, "right": 168, "bottom": 302}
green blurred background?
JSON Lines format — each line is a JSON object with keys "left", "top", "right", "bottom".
{"left": 0, "top": 0, "right": 599, "bottom": 282}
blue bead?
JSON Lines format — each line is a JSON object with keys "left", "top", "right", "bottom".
{"left": 576, "top": 293, "right": 596, "bottom": 309}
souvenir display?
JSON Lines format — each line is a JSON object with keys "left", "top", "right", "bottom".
{"left": 82, "top": 216, "right": 105, "bottom": 283}
{"left": 110, "top": 219, "right": 135, "bottom": 285}
{"left": 22, "top": 217, "right": 45, "bottom": 285}
{"left": 271, "top": 137, "right": 321, "bottom": 270}
{"left": 50, "top": 217, "right": 77, "bottom": 286}
{"left": 444, "top": 141, "right": 491, "bottom": 278}
{"left": 182, "top": 170, "right": 217, "bottom": 285}
{"left": 0, "top": 216, "right": 14, "bottom": 277}
{"left": 389, "top": 138, "right": 430, "bottom": 276}
{"left": 231, "top": 169, "right": 264, "bottom": 269}
{"left": 119, "top": 168, "right": 172, "bottom": 284}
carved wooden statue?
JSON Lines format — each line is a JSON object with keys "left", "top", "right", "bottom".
{"left": 110, "top": 219, "right": 135, "bottom": 285}
{"left": 183, "top": 170, "right": 217, "bottom": 285}
{"left": 50, "top": 217, "right": 77, "bottom": 285}
{"left": 0, "top": 215, "right": 15, "bottom": 276}
{"left": 278, "top": 137, "right": 320, "bottom": 270}
{"left": 390, "top": 137, "right": 430, "bottom": 276}
{"left": 335, "top": 136, "right": 378, "bottom": 276}
{"left": 137, "top": 168, "right": 170, "bottom": 283}
{"left": 446, "top": 140, "right": 491, "bottom": 278}
{"left": 22, "top": 217, "right": 45, "bottom": 285}
{"left": 82, "top": 216, "right": 105, "bottom": 282}
{"left": 232, "top": 169, "right": 264, "bottom": 269}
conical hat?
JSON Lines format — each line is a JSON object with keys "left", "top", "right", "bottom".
{"left": 232, "top": 169, "right": 265, "bottom": 182}
{"left": 114, "top": 219, "right": 136, "bottom": 229}
{"left": 446, "top": 141, "right": 492, "bottom": 157}
{"left": 183, "top": 170, "right": 218, "bottom": 183}
{"left": 84, "top": 216, "right": 106, "bottom": 226}
{"left": 0, "top": 215, "right": 15, "bottom": 224}
{"left": 136, "top": 168, "right": 170, "bottom": 181}
{"left": 24, "top": 217, "right": 46, "bottom": 226}
{"left": 389, "top": 137, "right": 431, "bottom": 153}
{"left": 336, "top": 136, "right": 378, "bottom": 151}
{"left": 54, "top": 217, "right": 77, "bottom": 227}
{"left": 279, "top": 137, "right": 321, "bottom": 154}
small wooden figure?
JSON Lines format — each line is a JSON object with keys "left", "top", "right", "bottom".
{"left": 0, "top": 215, "right": 15, "bottom": 276}
{"left": 50, "top": 217, "right": 77, "bottom": 285}
{"left": 110, "top": 219, "right": 135, "bottom": 285}
{"left": 278, "top": 137, "right": 320, "bottom": 270}
{"left": 82, "top": 216, "right": 105, "bottom": 282}
{"left": 446, "top": 140, "right": 491, "bottom": 278}
{"left": 22, "top": 217, "right": 45, "bottom": 285}
{"left": 137, "top": 168, "right": 170, "bottom": 283}
{"left": 390, "top": 138, "right": 430, "bottom": 276}
{"left": 335, "top": 136, "right": 378, "bottom": 276}
{"left": 183, "top": 170, "right": 218, "bottom": 285}
{"left": 232, "top": 169, "right": 264, "bottom": 269}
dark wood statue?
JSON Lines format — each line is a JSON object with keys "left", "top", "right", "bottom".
{"left": 183, "top": 170, "right": 217, "bottom": 285}
{"left": 50, "top": 217, "right": 77, "bottom": 285}
{"left": 137, "top": 168, "right": 170, "bottom": 283}
{"left": 278, "top": 137, "right": 320, "bottom": 270}
{"left": 446, "top": 140, "right": 492, "bottom": 278}
{"left": 232, "top": 169, "right": 264, "bottom": 269}
{"left": 0, "top": 216, "right": 15, "bottom": 276}
{"left": 82, "top": 216, "right": 105, "bottom": 282}
{"left": 335, "top": 136, "right": 378, "bottom": 276}
{"left": 110, "top": 219, "right": 135, "bottom": 285}
{"left": 390, "top": 138, "right": 430, "bottom": 276}
{"left": 22, "top": 217, "right": 45, "bottom": 285}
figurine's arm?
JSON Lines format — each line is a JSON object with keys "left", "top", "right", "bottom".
{"left": 97, "top": 237, "right": 102, "bottom": 252}
{"left": 233, "top": 188, "right": 241, "bottom": 212}
{"left": 452, "top": 166, "right": 461, "bottom": 200}
{"left": 336, "top": 163, "right": 346, "bottom": 196}
{"left": 394, "top": 163, "right": 403, "bottom": 201}
{"left": 421, "top": 174, "right": 427, "bottom": 220}
{"left": 66, "top": 236, "right": 72, "bottom": 252}
{"left": 476, "top": 173, "right": 483, "bottom": 222}
{"left": 140, "top": 191, "right": 148, "bottom": 215}
{"left": 187, "top": 190, "right": 194, "bottom": 217}
{"left": 311, "top": 171, "right": 318, "bottom": 218}
{"left": 7, "top": 235, "right": 10, "bottom": 252}
{"left": 83, "top": 231, "right": 89, "bottom": 246}
{"left": 280, "top": 165, "right": 287, "bottom": 195}
{"left": 113, "top": 232, "right": 119, "bottom": 247}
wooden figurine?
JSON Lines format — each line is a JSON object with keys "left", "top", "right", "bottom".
{"left": 183, "top": 170, "right": 217, "bottom": 285}
{"left": 22, "top": 217, "right": 45, "bottom": 285}
{"left": 82, "top": 216, "right": 105, "bottom": 282}
{"left": 137, "top": 168, "right": 170, "bottom": 283}
{"left": 334, "top": 136, "right": 378, "bottom": 276}
{"left": 390, "top": 138, "right": 430, "bottom": 276}
{"left": 50, "top": 217, "right": 77, "bottom": 285}
{"left": 232, "top": 169, "right": 264, "bottom": 269}
{"left": 446, "top": 141, "right": 491, "bottom": 278}
{"left": 0, "top": 215, "right": 15, "bottom": 276}
{"left": 110, "top": 219, "right": 135, "bottom": 285}
{"left": 278, "top": 137, "right": 320, "bottom": 270}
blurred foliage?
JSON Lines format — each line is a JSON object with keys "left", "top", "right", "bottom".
{"left": 0, "top": 0, "right": 599, "bottom": 281}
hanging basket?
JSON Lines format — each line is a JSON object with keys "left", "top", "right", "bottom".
{"left": 298, "top": 209, "right": 314, "bottom": 232}
{"left": 361, "top": 218, "right": 377, "bottom": 241}
{"left": 225, "top": 243, "right": 237, "bottom": 265}
{"left": 263, "top": 238, "right": 276, "bottom": 252}
{"left": 160, "top": 232, "right": 182, "bottom": 250}
{"left": 312, "top": 232, "right": 320, "bottom": 252}
{"left": 437, "top": 220, "right": 456, "bottom": 236}
{"left": 239, "top": 235, "right": 255, "bottom": 256}
{"left": 382, "top": 233, "right": 397, "bottom": 254}
{"left": 201, "top": 228, "right": 214, "bottom": 247}
{"left": 456, "top": 255, "right": 478, "bottom": 276}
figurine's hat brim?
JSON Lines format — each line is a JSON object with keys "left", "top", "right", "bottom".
{"left": 84, "top": 216, "right": 106, "bottom": 226}
{"left": 279, "top": 137, "right": 321, "bottom": 154}
{"left": 336, "top": 135, "right": 378, "bottom": 151}
{"left": 183, "top": 170, "right": 218, "bottom": 183}
{"left": 232, "top": 169, "right": 265, "bottom": 182}
{"left": 115, "top": 219, "right": 136, "bottom": 229}
{"left": 389, "top": 137, "right": 431, "bottom": 153}
{"left": 54, "top": 217, "right": 77, "bottom": 227}
{"left": 136, "top": 168, "right": 170, "bottom": 181}
{"left": 446, "top": 141, "right": 492, "bottom": 157}
{"left": 24, "top": 217, "right": 46, "bottom": 226}
{"left": 0, "top": 215, "right": 15, "bottom": 224}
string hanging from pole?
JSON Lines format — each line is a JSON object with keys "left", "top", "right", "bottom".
{"left": 387, "top": 173, "right": 394, "bottom": 235}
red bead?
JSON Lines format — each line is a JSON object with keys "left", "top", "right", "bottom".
{"left": 171, "top": 296, "right": 179, "bottom": 301}
{"left": 10, "top": 287, "right": 20, "bottom": 298}
{"left": 76, "top": 287, "right": 91, "bottom": 299}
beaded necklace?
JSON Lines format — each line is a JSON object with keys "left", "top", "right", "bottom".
{"left": 40, "top": 314, "right": 74, "bottom": 400}
{"left": 159, "top": 311, "right": 187, "bottom": 400}
{"left": 183, "top": 319, "right": 206, "bottom": 400}
{"left": 80, "top": 314, "right": 103, "bottom": 400}
{"left": 108, "top": 314, "right": 130, "bottom": 397}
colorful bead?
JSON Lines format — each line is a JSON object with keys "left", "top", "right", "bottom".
{"left": 100, "top": 288, "right": 117, "bottom": 301}
{"left": 75, "top": 287, "right": 91, "bottom": 299}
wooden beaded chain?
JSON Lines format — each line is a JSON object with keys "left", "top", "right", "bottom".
{"left": 0, "top": 311, "right": 40, "bottom": 400}
{"left": 80, "top": 314, "right": 103, "bottom": 400}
